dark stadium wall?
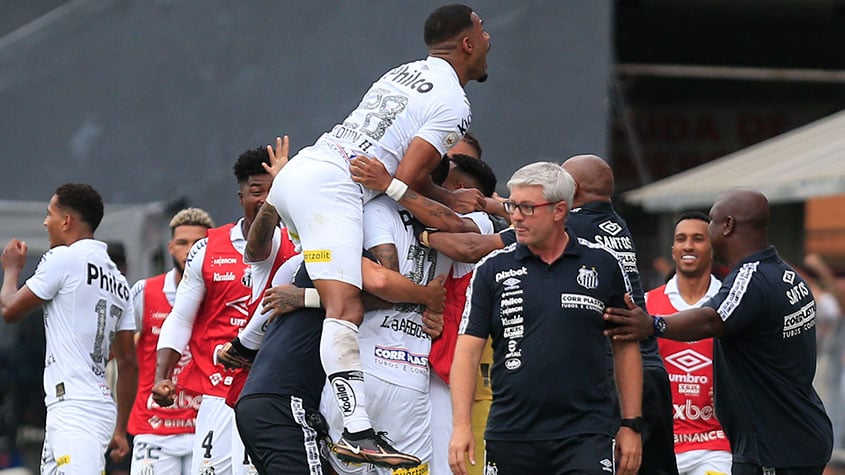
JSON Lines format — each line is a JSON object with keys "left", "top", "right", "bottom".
{"left": 0, "top": 0, "right": 612, "bottom": 224}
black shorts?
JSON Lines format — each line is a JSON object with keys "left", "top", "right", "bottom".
{"left": 485, "top": 434, "right": 614, "bottom": 475}
{"left": 731, "top": 463, "right": 825, "bottom": 475}
{"left": 235, "top": 394, "right": 330, "bottom": 475}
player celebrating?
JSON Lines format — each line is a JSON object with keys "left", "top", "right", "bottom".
{"left": 265, "top": 4, "right": 491, "bottom": 467}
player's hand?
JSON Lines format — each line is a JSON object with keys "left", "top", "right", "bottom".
{"left": 449, "top": 188, "right": 485, "bottom": 214}
{"left": 108, "top": 431, "right": 130, "bottom": 462}
{"left": 424, "top": 274, "right": 447, "bottom": 313}
{"left": 422, "top": 309, "right": 444, "bottom": 339}
{"left": 615, "top": 426, "right": 642, "bottom": 475}
{"left": 151, "top": 379, "right": 176, "bottom": 407}
{"left": 216, "top": 341, "right": 251, "bottom": 370}
{"left": 1, "top": 239, "right": 27, "bottom": 272}
{"left": 262, "top": 284, "right": 305, "bottom": 322}
{"left": 349, "top": 155, "right": 391, "bottom": 192}
{"left": 264, "top": 135, "right": 290, "bottom": 177}
{"left": 603, "top": 294, "right": 654, "bottom": 341}
{"left": 448, "top": 423, "right": 475, "bottom": 475}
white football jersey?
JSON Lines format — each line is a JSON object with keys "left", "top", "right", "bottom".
{"left": 359, "top": 197, "right": 452, "bottom": 393}
{"left": 26, "top": 239, "right": 135, "bottom": 407}
{"left": 304, "top": 56, "right": 471, "bottom": 204}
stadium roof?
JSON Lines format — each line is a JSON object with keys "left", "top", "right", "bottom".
{"left": 623, "top": 109, "right": 845, "bottom": 212}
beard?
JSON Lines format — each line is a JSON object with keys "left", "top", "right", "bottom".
{"left": 172, "top": 255, "right": 185, "bottom": 274}
{"left": 478, "top": 73, "right": 488, "bottom": 83}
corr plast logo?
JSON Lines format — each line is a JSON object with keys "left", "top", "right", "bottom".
{"left": 665, "top": 348, "right": 712, "bottom": 373}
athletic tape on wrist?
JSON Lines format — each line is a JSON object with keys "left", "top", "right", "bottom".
{"left": 304, "top": 288, "right": 321, "bottom": 308}
{"left": 385, "top": 178, "right": 409, "bottom": 201}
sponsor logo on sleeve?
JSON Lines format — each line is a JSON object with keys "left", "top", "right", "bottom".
{"left": 304, "top": 250, "right": 332, "bottom": 263}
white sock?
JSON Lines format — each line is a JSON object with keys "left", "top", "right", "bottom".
{"left": 321, "top": 318, "right": 371, "bottom": 434}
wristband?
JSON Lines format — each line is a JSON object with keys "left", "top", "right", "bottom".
{"left": 420, "top": 230, "right": 431, "bottom": 248}
{"left": 304, "top": 288, "right": 321, "bottom": 308}
{"left": 385, "top": 178, "right": 409, "bottom": 201}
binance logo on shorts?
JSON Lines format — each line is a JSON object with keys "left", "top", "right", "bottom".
{"left": 304, "top": 250, "right": 332, "bottom": 263}
{"left": 56, "top": 455, "right": 71, "bottom": 466}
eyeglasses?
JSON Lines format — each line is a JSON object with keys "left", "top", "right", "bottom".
{"left": 502, "top": 200, "right": 560, "bottom": 216}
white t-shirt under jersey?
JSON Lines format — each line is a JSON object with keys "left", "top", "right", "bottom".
{"left": 26, "top": 239, "right": 135, "bottom": 407}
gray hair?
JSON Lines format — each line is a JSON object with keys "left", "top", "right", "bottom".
{"left": 506, "top": 162, "right": 575, "bottom": 210}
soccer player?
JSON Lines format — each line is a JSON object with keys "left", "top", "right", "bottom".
{"left": 153, "top": 147, "right": 293, "bottom": 475}
{"left": 265, "top": 4, "right": 490, "bottom": 465}
{"left": 605, "top": 188, "right": 833, "bottom": 474}
{"left": 647, "top": 211, "right": 731, "bottom": 475}
{"left": 128, "top": 207, "right": 214, "bottom": 474}
{"left": 1, "top": 182, "right": 138, "bottom": 474}
{"left": 450, "top": 163, "right": 643, "bottom": 475}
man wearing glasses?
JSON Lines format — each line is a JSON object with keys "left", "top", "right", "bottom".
{"left": 448, "top": 162, "right": 644, "bottom": 475}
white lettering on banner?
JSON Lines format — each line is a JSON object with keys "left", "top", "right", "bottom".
{"left": 560, "top": 294, "right": 604, "bottom": 313}
{"left": 374, "top": 346, "right": 428, "bottom": 368}
{"left": 496, "top": 267, "right": 528, "bottom": 283}
{"left": 674, "top": 430, "right": 727, "bottom": 444}
{"left": 211, "top": 257, "right": 237, "bottom": 266}
{"left": 668, "top": 373, "right": 709, "bottom": 384}
{"left": 678, "top": 383, "right": 701, "bottom": 396}
{"left": 673, "top": 400, "right": 715, "bottom": 420}
{"left": 213, "top": 272, "right": 236, "bottom": 282}
{"left": 503, "top": 325, "right": 524, "bottom": 339}
{"left": 782, "top": 301, "right": 816, "bottom": 338}
{"left": 786, "top": 281, "right": 809, "bottom": 305}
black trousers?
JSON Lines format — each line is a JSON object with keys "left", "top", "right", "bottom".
{"left": 235, "top": 394, "right": 330, "bottom": 475}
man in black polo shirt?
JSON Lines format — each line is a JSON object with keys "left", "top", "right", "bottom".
{"left": 448, "top": 162, "right": 644, "bottom": 475}
{"left": 605, "top": 188, "right": 833, "bottom": 474}
{"left": 563, "top": 154, "right": 679, "bottom": 475}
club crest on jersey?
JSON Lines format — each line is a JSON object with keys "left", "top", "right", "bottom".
{"left": 443, "top": 131, "right": 460, "bottom": 148}
{"left": 577, "top": 266, "right": 599, "bottom": 290}
{"left": 598, "top": 220, "right": 623, "bottom": 236}
{"left": 241, "top": 267, "right": 252, "bottom": 288}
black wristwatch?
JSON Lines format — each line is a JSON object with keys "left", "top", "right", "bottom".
{"left": 652, "top": 315, "right": 667, "bottom": 337}
{"left": 620, "top": 416, "right": 646, "bottom": 433}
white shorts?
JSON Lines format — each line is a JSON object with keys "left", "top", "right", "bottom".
{"left": 192, "top": 395, "right": 235, "bottom": 475}
{"left": 131, "top": 433, "right": 193, "bottom": 475}
{"left": 269, "top": 147, "right": 365, "bottom": 288}
{"left": 429, "top": 373, "right": 452, "bottom": 475}
{"left": 42, "top": 400, "right": 115, "bottom": 475}
{"left": 321, "top": 376, "right": 433, "bottom": 474}
{"left": 676, "top": 449, "right": 732, "bottom": 475}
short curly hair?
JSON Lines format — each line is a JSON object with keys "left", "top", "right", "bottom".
{"left": 54, "top": 182, "right": 104, "bottom": 232}
{"left": 232, "top": 147, "right": 271, "bottom": 184}
{"left": 170, "top": 207, "right": 215, "bottom": 234}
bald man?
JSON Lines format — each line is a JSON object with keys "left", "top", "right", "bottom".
{"left": 562, "top": 154, "right": 678, "bottom": 475}
{"left": 605, "top": 188, "right": 833, "bottom": 474}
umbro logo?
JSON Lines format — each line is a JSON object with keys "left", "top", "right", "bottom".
{"left": 782, "top": 270, "right": 795, "bottom": 285}
{"left": 225, "top": 295, "right": 251, "bottom": 316}
{"left": 502, "top": 277, "right": 521, "bottom": 288}
{"left": 665, "top": 348, "right": 712, "bottom": 373}
{"left": 598, "top": 220, "right": 622, "bottom": 236}
{"left": 600, "top": 458, "right": 613, "bottom": 472}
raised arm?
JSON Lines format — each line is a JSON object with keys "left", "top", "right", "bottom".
{"left": 1, "top": 239, "right": 43, "bottom": 323}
